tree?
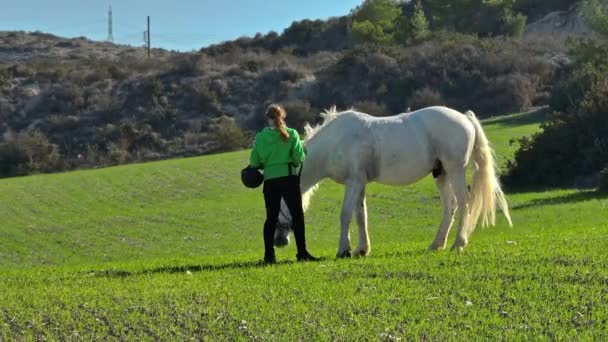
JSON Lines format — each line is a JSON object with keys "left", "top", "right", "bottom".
{"left": 410, "top": 0, "right": 431, "bottom": 42}
{"left": 351, "top": 0, "right": 402, "bottom": 45}
{"left": 501, "top": 8, "right": 527, "bottom": 37}
{"left": 423, "top": 0, "right": 524, "bottom": 36}
{"left": 583, "top": 0, "right": 608, "bottom": 37}
{"left": 424, "top": 0, "right": 481, "bottom": 32}
{"left": 352, "top": 20, "right": 393, "bottom": 45}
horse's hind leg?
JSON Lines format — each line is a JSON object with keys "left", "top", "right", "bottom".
{"left": 353, "top": 186, "right": 370, "bottom": 257}
{"left": 337, "top": 180, "right": 364, "bottom": 258}
{"left": 429, "top": 173, "right": 456, "bottom": 251}
{"left": 449, "top": 169, "right": 471, "bottom": 251}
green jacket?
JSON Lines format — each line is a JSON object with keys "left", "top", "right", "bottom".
{"left": 249, "top": 127, "right": 305, "bottom": 180}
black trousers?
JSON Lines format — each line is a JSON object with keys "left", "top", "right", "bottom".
{"left": 263, "top": 176, "right": 307, "bottom": 254}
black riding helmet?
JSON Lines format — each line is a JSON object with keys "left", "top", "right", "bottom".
{"left": 241, "top": 166, "right": 263, "bottom": 188}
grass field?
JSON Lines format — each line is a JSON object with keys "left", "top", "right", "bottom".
{"left": 1, "top": 110, "right": 607, "bottom": 340}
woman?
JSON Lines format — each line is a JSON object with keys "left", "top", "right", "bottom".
{"left": 249, "top": 104, "right": 319, "bottom": 264}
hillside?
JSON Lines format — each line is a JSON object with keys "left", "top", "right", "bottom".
{"left": 0, "top": 1, "right": 591, "bottom": 178}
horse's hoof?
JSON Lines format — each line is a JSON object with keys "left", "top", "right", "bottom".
{"left": 450, "top": 237, "right": 468, "bottom": 251}
{"left": 353, "top": 246, "right": 370, "bottom": 257}
{"left": 450, "top": 244, "right": 466, "bottom": 253}
{"left": 428, "top": 243, "right": 446, "bottom": 251}
{"left": 336, "top": 250, "right": 351, "bottom": 259}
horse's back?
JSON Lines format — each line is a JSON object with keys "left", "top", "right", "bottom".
{"left": 306, "top": 106, "right": 476, "bottom": 184}
{"left": 369, "top": 106, "right": 476, "bottom": 183}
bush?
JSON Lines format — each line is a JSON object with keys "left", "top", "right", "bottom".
{"left": 315, "top": 48, "right": 399, "bottom": 110}
{"left": 36, "top": 85, "right": 85, "bottom": 116}
{"left": 353, "top": 100, "right": 392, "bottom": 116}
{"left": 408, "top": 87, "right": 444, "bottom": 110}
{"left": 185, "top": 83, "right": 221, "bottom": 115}
{"left": 479, "top": 73, "right": 534, "bottom": 114}
{"left": 207, "top": 116, "right": 252, "bottom": 153}
{"left": 315, "top": 35, "right": 556, "bottom": 116}
{"left": 120, "top": 122, "right": 165, "bottom": 153}
{"left": 599, "top": 167, "right": 608, "bottom": 193}
{"left": 47, "top": 115, "right": 81, "bottom": 132}
{"left": 107, "top": 143, "right": 130, "bottom": 165}
{"left": 283, "top": 100, "right": 317, "bottom": 131}
{"left": 171, "top": 54, "right": 205, "bottom": 76}
{"left": 0, "top": 130, "right": 62, "bottom": 177}
{"left": 504, "top": 40, "right": 608, "bottom": 188}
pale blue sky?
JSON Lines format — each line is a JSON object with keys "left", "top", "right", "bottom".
{"left": 0, "top": 0, "right": 363, "bottom": 51}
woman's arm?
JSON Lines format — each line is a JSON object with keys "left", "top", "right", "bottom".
{"left": 290, "top": 132, "right": 305, "bottom": 166}
{"left": 250, "top": 138, "right": 264, "bottom": 169}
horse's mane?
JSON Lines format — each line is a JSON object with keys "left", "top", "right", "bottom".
{"left": 303, "top": 106, "right": 350, "bottom": 142}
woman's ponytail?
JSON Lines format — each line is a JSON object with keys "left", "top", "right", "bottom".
{"left": 266, "top": 104, "right": 289, "bottom": 142}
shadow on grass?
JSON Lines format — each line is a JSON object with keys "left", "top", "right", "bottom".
{"left": 377, "top": 249, "right": 429, "bottom": 259}
{"left": 88, "top": 257, "right": 331, "bottom": 278}
{"left": 484, "top": 107, "right": 548, "bottom": 127}
{"left": 512, "top": 190, "right": 605, "bottom": 211}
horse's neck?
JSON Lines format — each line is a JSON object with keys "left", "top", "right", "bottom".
{"left": 300, "top": 165, "right": 322, "bottom": 213}
{"left": 300, "top": 142, "right": 325, "bottom": 212}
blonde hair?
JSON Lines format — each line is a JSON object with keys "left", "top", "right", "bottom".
{"left": 266, "top": 104, "right": 289, "bottom": 142}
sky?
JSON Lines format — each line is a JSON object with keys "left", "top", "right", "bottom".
{"left": 0, "top": 0, "right": 363, "bottom": 51}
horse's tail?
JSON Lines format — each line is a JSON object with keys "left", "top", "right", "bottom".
{"left": 464, "top": 110, "right": 512, "bottom": 236}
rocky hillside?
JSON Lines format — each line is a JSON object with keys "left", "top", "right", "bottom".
{"left": 525, "top": 1, "right": 592, "bottom": 35}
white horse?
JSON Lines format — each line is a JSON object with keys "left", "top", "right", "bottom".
{"left": 275, "top": 106, "right": 512, "bottom": 257}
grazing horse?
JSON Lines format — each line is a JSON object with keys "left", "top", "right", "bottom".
{"left": 274, "top": 106, "right": 512, "bottom": 258}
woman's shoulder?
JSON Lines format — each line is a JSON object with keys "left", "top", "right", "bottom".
{"left": 287, "top": 127, "right": 300, "bottom": 139}
{"left": 255, "top": 127, "right": 271, "bottom": 137}
{"left": 253, "top": 128, "right": 271, "bottom": 144}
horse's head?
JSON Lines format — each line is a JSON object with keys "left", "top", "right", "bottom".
{"left": 274, "top": 200, "right": 292, "bottom": 247}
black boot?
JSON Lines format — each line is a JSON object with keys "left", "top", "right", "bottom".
{"left": 296, "top": 250, "right": 320, "bottom": 262}
{"left": 292, "top": 218, "right": 318, "bottom": 261}
{"left": 264, "top": 249, "right": 276, "bottom": 264}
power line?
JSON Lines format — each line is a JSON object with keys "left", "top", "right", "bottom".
{"left": 40, "top": 19, "right": 106, "bottom": 33}
{"left": 113, "top": 22, "right": 145, "bottom": 32}
{"left": 153, "top": 33, "right": 225, "bottom": 37}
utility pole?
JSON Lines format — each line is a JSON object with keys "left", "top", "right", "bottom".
{"left": 146, "top": 16, "right": 151, "bottom": 59}
{"left": 107, "top": 5, "right": 114, "bottom": 42}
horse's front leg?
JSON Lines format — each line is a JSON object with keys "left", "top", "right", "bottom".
{"left": 337, "top": 180, "right": 363, "bottom": 258}
{"left": 353, "top": 187, "right": 370, "bottom": 257}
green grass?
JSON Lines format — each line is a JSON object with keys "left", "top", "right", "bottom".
{"left": 1, "top": 109, "right": 607, "bottom": 340}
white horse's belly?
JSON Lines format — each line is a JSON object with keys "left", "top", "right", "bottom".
{"left": 376, "top": 157, "right": 433, "bottom": 185}
{"left": 373, "top": 123, "right": 435, "bottom": 185}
